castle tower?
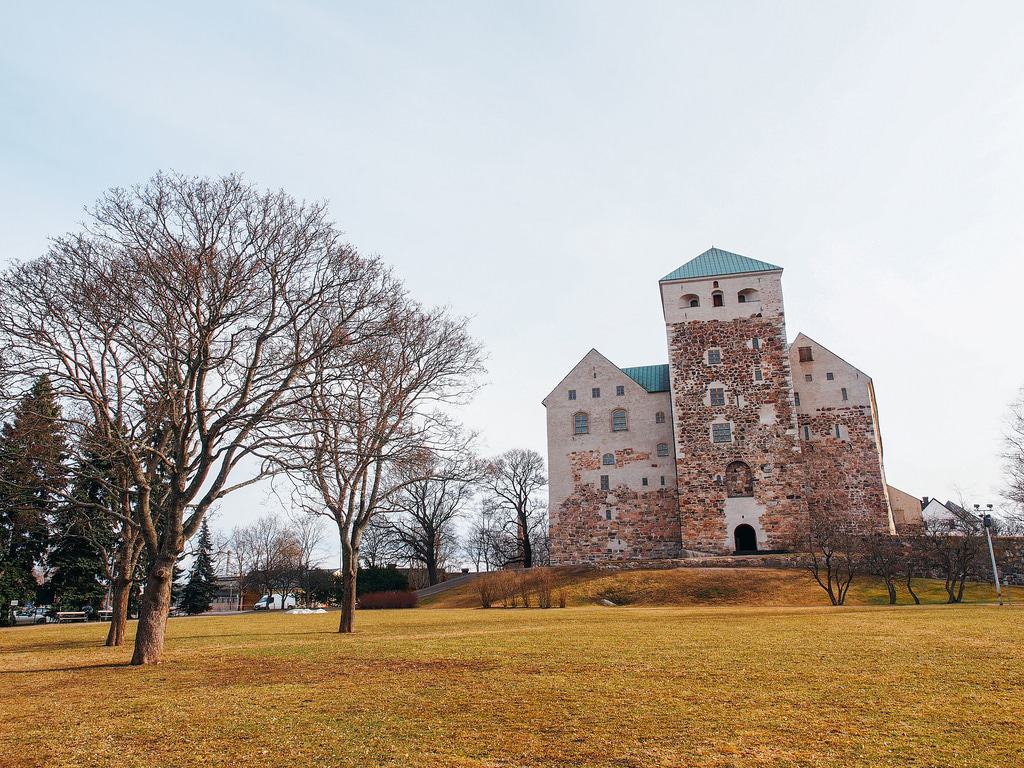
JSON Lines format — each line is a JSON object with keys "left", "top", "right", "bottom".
{"left": 660, "top": 248, "right": 807, "bottom": 553}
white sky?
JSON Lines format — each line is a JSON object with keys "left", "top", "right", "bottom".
{"left": 3, "top": 2, "right": 1023, "bottom": 561}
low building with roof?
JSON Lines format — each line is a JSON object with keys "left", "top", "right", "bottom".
{"left": 544, "top": 247, "right": 899, "bottom": 563}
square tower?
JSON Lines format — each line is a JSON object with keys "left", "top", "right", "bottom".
{"left": 660, "top": 248, "right": 807, "bottom": 553}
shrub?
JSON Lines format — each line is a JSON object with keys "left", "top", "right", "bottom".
{"left": 557, "top": 587, "right": 567, "bottom": 608}
{"left": 495, "top": 570, "right": 519, "bottom": 608}
{"left": 477, "top": 572, "right": 497, "bottom": 608}
{"left": 357, "top": 566, "right": 410, "bottom": 596}
{"left": 533, "top": 568, "right": 555, "bottom": 609}
{"left": 359, "top": 591, "right": 418, "bottom": 609}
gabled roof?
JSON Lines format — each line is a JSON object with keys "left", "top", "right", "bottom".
{"left": 660, "top": 247, "right": 782, "bottom": 282}
{"left": 621, "top": 364, "right": 670, "bottom": 393}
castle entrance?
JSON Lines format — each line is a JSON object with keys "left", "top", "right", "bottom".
{"left": 734, "top": 524, "right": 757, "bottom": 553}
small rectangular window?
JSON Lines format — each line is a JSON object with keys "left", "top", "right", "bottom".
{"left": 605, "top": 509, "right": 612, "bottom": 520}
{"left": 805, "top": 374, "right": 813, "bottom": 382}
{"left": 574, "top": 413, "right": 589, "bottom": 434}
{"left": 802, "top": 425, "right": 811, "bottom": 440}
{"left": 794, "top": 392, "right": 801, "bottom": 407}
{"left": 616, "top": 385, "right": 625, "bottom": 396}
{"left": 660, "top": 476, "right": 666, "bottom": 486}
{"left": 655, "top": 411, "right": 666, "bottom": 424}
{"left": 600, "top": 475, "right": 609, "bottom": 491}
{"left": 612, "top": 410, "right": 627, "bottom": 431}
{"left": 642, "top": 477, "right": 649, "bottom": 486}
{"left": 841, "top": 387, "right": 848, "bottom": 401}
{"left": 568, "top": 389, "right": 576, "bottom": 400}
{"left": 711, "top": 423, "right": 732, "bottom": 443}
{"left": 707, "top": 349, "right": 722, "bottom": 365}
{"left": 835, "top": 424, "right": 842, "bottom": 438}
{"left": 753, "top": 367, "right": 764, "bottom": 382}
{"left": 752, "top": 337, "right": 761, "bottom": 350}
{"left": 826, "top": 372, "right": 835, "bottom": 381}
{"left": 710, "top": 388, "right": 725, "bottom": 407}
{"left": 592, "top": 387, "right": 600, "bottom": 398}
{"left": 799, "top": 346, "right": 813, "bottom": 362}
{"left": 657, "top": 443, "right": 669, "bottom": 457}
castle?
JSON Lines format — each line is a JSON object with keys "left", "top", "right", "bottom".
{"left": 543, "top": 248, "right": 898, "bottom": 564}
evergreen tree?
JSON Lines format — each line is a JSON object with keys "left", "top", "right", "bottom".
{"left": 179, "top": 519, "right": 218, "bottom": 615}
{"left": 47, "top": 442, "right": 115, "bottom": 612}
{"left": 0, "top": 377, "right": 66, "bottom": 623}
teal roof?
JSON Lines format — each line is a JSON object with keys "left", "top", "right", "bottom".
{"left": 622, "top": 364, "right": 670, "bottom": 393}
{"left": 660, "top": 247, "right": 782, "bottom": 282}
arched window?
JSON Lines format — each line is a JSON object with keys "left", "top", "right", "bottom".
{"left": 611, "top": 409, "right": 627, "bottom": 432}
{"left": 573, "top": 412, "right": 589, "bottom": 435}
{"left": 725, "top": 461, "right": 754, "bottom": 497}
{"left": 602, "top": 452, "right": 615, "bottom": 465}
{"left": 734, "top": 524, "right": 757, "bottom": 553}
{"left": 712, "top": 290, "right": 724, "bottom": 307}
{"left": 657, "top": 443, "right": 669, "bottom": 457}
{"left": 655, "top": 411, "right": 666, "bottom": 424}
{"left": 737, "top": 288, "right": 760, "bottom": 304}
{"left": 681, "top": 293, "right": 700, "bottom": 308}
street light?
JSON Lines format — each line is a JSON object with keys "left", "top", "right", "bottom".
{"left": 974, "top": 503, "right": 1003, "bottom": 605}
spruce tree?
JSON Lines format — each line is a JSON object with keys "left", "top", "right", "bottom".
{"left": 47, "top": 441, "right": 115, "bottom": 612}
{"left": 0, "top": 376, "right": 66, "bottom": 623}
{"left": 179, "top": 519, "right": 218, "bottom": 615}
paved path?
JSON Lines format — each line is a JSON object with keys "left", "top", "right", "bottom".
{"left": 414, "top": 572, "right": 480, "bottom": 600}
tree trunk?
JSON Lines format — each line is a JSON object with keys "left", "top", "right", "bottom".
{"left": 339, "top": 564, "right": 356, "bottom": 633}
{"left": 130, "top": 553, "right": 174, "bottom": 665}
{"left": 519, "top": 511, "right": 533, "bottom": 569}
{"left": 426, "top": 556, "right": 439, "bottom": 587}
{"left": 885, "top": 578, "right": 897, "bottom": 605}
{"left": 105, "top": 575, "right": 131, "bottom": 647}
{"left": 906, "top": 573, "right": 921, "bottom": 605}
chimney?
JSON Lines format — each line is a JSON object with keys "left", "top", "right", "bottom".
{"left": 922, "top": 496, "right": 930, "bottom": 507}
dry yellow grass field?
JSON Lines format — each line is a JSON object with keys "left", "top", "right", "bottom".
{"left": 2, "top": 574, "right": 1022, "bottom": 768}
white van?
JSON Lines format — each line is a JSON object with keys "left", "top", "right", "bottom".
{"left": 253, "top": 594, "right": 297, "bottom": 611}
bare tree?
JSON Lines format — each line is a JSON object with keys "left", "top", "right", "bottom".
{"left": 462, "top": 502, "right": 501, "bottom": 572}
{"left": 289, "top": 512, "right": 326, "bottom": 606}
{"left": 921, "top": 511, "right": 984, "bottom": 603}
{"left": 0, "top": 173, "right": 391, "bottom": 664}
{"left": 800, "top": 506, "right": 863, "bottom": 606}
{"left": 277, "top": 304, "right": 483, "bottom": 633}
{"left": 358, "top": 517, "right": 402, "bottom": 569}
{"left": 862, "top": 532, "right": 904, "bottom": 605}
{"left": 384, "top": 448, "right": 482, "bottom": 586}
{"left": 1004, "top": 389, "right": 1024, "bottom": 526}
{"left": 480, "top": 449, "right": 547, "bottom": 568}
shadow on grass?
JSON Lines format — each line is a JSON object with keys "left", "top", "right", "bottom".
{"left": 0, "top": 660, "right": 131, "bottom": 675}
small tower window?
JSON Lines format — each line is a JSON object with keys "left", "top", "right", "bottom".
{"left": 568, "top": 389, "right": 576, "bottom": 400}
{"left": 802, "top": 425, "right": 811, "bottom": 440}
{"left": 711, "top": 423, "right": 733, "bottom": 443}
{"left": 612, "top": 409, "right": 628, "bottom": 432}
{"left": 710, "top": 387, "right": 725, "bottom": 407}
{"left": 655, "top": 411, "right": 666, "bottom": 424}
{"left": 752, "top": 337, "right": 761, "bottom": 350}
{"left": 642, "top": 477, "right": 649, "bottom": 486}
{"left": 616, "top": 385, "right": 625, "bottom": 396}
{"left": 707, "top": 349, "right": 722, "bottom": 365}
{"left": 712, "top": 291, "right": 724, "bottom": 307}
{"left": 753, "top": 367, "right": 764, "bottom": 382}
{"left": 798, "top": 346, "right": 814, "bottom": 362}
{"left": 826, "top": 372, "right": 835, "bottom": 381}
{"left": 682, "top": 293, "right": 700, "bottom": 308}
{"left": 805, "top": 374, "right": 813, "bottom": 382}
{"left": 738, "top": 288, "right": 760, "bottom": 303}
{"left": 657, "top": 443, "right": 669, "bottom": 457}
{"left": 794, "top": 392, "right": 801, "bottom": 407}
{"left": 573, "top": 412, "right": 589, "bottom": 435}
{"left": 600, "top": 475, "right": 610, "bottom": 491}
{"left": 602, "top": 453, "right": 615, "bottom": 466}
{"left": 592, "top": 387, "right": 601, "bottom": 398}
{"left": 841, "top": 387, "right": 849, "bottom": 401}
{"left": 660, "top": 476, "right": 666, "bottom": 486}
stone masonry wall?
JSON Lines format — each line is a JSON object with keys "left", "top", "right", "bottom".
{"left": 668, "top": 314, "right": 807, "bottom": 553}
{"left": 798, "top": 406, "right": 894, "bottom": 533}
{"left": 550, "top": 447, "right": 681, "bottom": 564}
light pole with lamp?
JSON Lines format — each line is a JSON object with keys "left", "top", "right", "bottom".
{"left": 974, "top": 503, "right": 1003, "bottom": 605}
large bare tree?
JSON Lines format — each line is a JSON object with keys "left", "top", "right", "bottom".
{"left": 384, "top": 448, "right": 482, "bottom": 586}
{"left": 480, "top": 449, "right": 547, "bottom": 568}
{"left": 1004, "top": 389, "right": 1024, "bottom": 527}
{"left": 0, "top": 172, "right": 391, "bottom": 663}
{"left": 279, "top": 305, "right": 483, "bottom": 633}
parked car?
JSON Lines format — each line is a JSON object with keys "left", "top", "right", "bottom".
{"left": 12, "top": 607, "right": 49, "bottom": 625}
{"left": 253, "top": 594, "right": 297, "bottom": 611}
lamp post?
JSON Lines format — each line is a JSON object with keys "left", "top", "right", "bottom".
{"left": 974, "top": 503, "right": 1002, "bottom": 605}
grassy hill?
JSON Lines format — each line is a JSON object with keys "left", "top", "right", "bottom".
{"left": 420, "top": 566, "right": 1022, "bottom": 609}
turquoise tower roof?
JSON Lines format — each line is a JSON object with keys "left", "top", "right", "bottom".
{"left": 621, "top": 364, "right": 670, "bottom": 393}
{"left": 660, "top": 247, "right": 782, "bottom": 282}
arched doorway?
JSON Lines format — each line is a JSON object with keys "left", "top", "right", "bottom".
{"left": 734, "top": 524, "right": 757, "bottom": 553}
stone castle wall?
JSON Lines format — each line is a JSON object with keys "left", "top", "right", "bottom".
{"left": 668, "top": 314, "right": 808, "bottom": 553}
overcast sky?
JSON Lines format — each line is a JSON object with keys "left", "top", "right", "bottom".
{"left": 3, "top": 2, "right": 1023, "bottom": 559}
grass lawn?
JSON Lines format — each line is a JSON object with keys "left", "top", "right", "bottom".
{"left": 2, "top": 600, "right": 1022, "bottom": 767}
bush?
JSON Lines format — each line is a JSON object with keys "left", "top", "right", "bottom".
{"left": 357, "top": 565, "right": 410, "bottom": 596}
{"left": 359, "top": 590, "right": 418, "bottom": 609}
{"left": 534, "top": 568, "right": 555, "bottom": 608}
{"left": 477, "top": 572, "right": 497, "bottom": 608}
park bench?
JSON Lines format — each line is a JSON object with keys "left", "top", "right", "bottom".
{"left": 96, "top": 609, "right": 113, "bottom": 621}
{"left": 55, "top": 611, "right": 87, "bottom": 623}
